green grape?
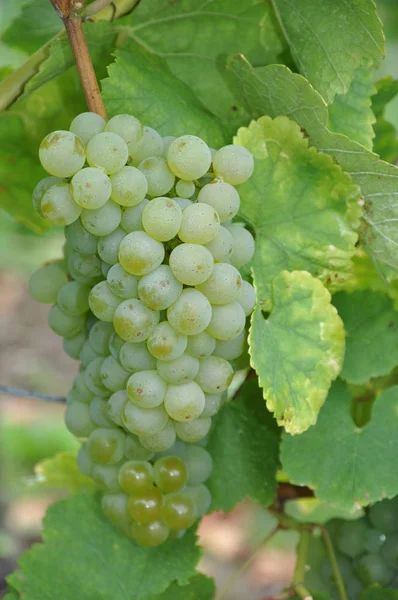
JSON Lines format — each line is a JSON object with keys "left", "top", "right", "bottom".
{"left": 29, "top": 261, "right": 68, "bottom": 304}
{"left": 118, "top": 460, "right": 154, "bottom": 495}
{"left": 65, "top": 401, "right": 96, "bottom": 437}
{"left": 198, "top": 180, "right": 240, "bottom": 222}
{"left": 58, "top": 281, "right": 90, "bottom": 316}
{"left": 169, "top": 244, "right": 214, "bottom": 286}
{"left": 120, "top": 199, "right": 149, "bottom": 232}
{"left": 118, "top": 231, "right": 165, "bottom": 276}
{"left": 39, "top": 130, "right": 85, "bottom": 177}
{"left": 212, "top": 144, "right": 254, "bottom": 185}
{"left": 65, "top": 219, "right": 97, "bottom": 255}
{"left": 127, "top": 370, "right": 167, "bottom": 408}
{"left": 205, "top": 226, "right": 234, "bottom": 263}
{"left": 125, "top": 434, "right": 155, "bottom": 461}
{"left": 113, "top": 299, "right": 160, "bottom": 342}
{"left": 183, "top": 484, "right": 211, "bottom": 516}
{"left": 186, "top": 331, "right": 216, "bottom": 359}
{"left": 207, "top": 302, "right": 246, "bottom": 341}
{"left": 178, "top": 203, "right": 220, "bottom": 244}
{"left": 167, "top": 289, "right": 212, "bottom": 335}
{"left": 356, "top": 552, "right": 394, "bottom": 586}
{"left": 175, "top": 180, "right": 195, "bottom": 198}
{"left": 105, "top": 114, "right": 143, "bottom": 145}
{"left": 120, "top": 341, "right": 156, "bottom": 372}
{"left": 131, "top": 520, "right": 169, "bottom": 547}
{"left": 110, "top": 166, "right": 148, "bottom": 207}
{"left": 63, "top": 330, "right": 87, "bottom": 360}
{"left": 167, "top": 135, "right": 211, "bottom": 180}
{"left": 108, "top": 390, "right": 128, "bottom": 426}
{"left": 201, "top": 393, "right": 223, "bottom": 417}
{"left": 69, "top": 372, "right": 93, "bottom": 404}
{"left": 184, "top": 446, "right": 213, "bottom": 485}
{"left": 97, "top": 228, "right": 125, "bottom": 265}
{"left": 214, "top": 331, "right": 246, "bottom": 360}
{"left": 107, "top": 263, "right": 138, "bottom": 300}
{"left": 146, "top": 321, "right": 187, "bottom": 361}
{"left": 335, "top": 519, "right": 368, "bottom": 558}
{"left": 86, "top": 132, "right": 128, "bottom": 174}
{"left": 162, "top": 136, "right": 176, "bottom": 157}
{"left": 122, "top": 402, "right": 169, "bottom": 437}
{"left": 365, "top": 527, "right": 386, "bottom": 553}
{"left": 108, "top": 331, "right": 125, "bottom": 360}
{"left": 156, "top": 353, "right": 199, "bottom": 385}
{"left": 142, "top": 197, "right": 182, "bottom": 242}
{"left": 138, "top": 157, "right": 175, "bottom": 197}
{"left": 154, "top": 455, "right": 188, "bottom": 493}
{"left": 87, "top": 428, "right": 125, "bottom": 465}
{"left": 161, "top": 493, "right": 197, "bottom": 530}
{"left": 174, "top": 197, "right": 192, "bottom": 210}
{"left": 164, "top": 381, "right": 205, "bottom": 422}
{"left": 89, "top": 281, "right": 121, "bottom": 322}
{"left": 70, "top": 112, "right": 106, "bottom": 145}
{"left": 174, "top": 418, "right": 212, "bottom": 443}
{"left": 88, "top": 321, "right": 114, "bottom": 356}
{"left": 155, "top": 439, "right": 186, "bottom": 460}
{"left": 41, "top": 182, "right": 81, "bottom": 226}
{"left": 237, "top": 280, "right": 256, "bottom": 316}
{"left": 71, "top": 167, "right": 111, "bottom": 209}
{"left": 226, "top": 224, "right": 255, "bottom": 268}
{"left": 128, "top": 126, "right": 164, "bottom": 165}
{"left": 77, "top": 444, "right": 94, "bottom": 477}
{"left": 81, "top": 200, "right": 122, "bottom": 236}
{"left": 369, "top": 498, "right": 398, "bottom": 533}
{"left": 92, "top": 463, "right": 122, "bottom": 492}
{"left": 127, "top": 486, "right": 163, "bottom": 523}
{"left": 84, "top": 357, "right": 109, "bottom": 395}
{"left": 48, "top": 304, "right": 85, "bottom": 338}
{"left": 101, "top": 262, "right": 111, "bottom": 277}
{"left": 195, "top": 356, "right": 233, "bottom": 394}
{"left": 101, "top": 492, "right": 130, "bottom": 535}
{"left": 80, "top": 339, "right": 102, "bottom": 367}
{"left": 381, "top": 533, "right": 398, "bottom": 567}
{"left": 100, "top": 355, "right": 130, "bottom": 392}
{"left": 32, "top": 176, "right": 63, "bottom": 215}
{"left": 196, "top": 263, "right": 242, "bottom": 305}
{"left": 138, "top": 265, "right": 182, "bottom": 311}
{"left": 139, "top": 420, "right": 176, "bottom": 452}
{"left": 68, "top": 250, "right": 102, "bottom": 280}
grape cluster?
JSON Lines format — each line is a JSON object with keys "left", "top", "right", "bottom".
{"left": 29, "top": 111, "right": 255, "bottom": 546}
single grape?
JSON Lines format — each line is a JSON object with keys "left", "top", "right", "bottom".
{"left": 71, "top": 167, "right": 111, "bottom": 210}
{"left": 154, "top": 456, "right": 187, "bottom": 493}
{"left": 113, "top": 298, "right": 160, "bottom": 342}
{"left": 69, "top": 372, "right": 94, "bottom": 404}
{"left": 65, "top": 219, "right": 97, "bottom": 255}
{"left": 156, "top": 353, "right": 199, "bottom": 385}
{"left": 65, "top": 401, "right": 96, "bottom": 437}
{"left": 201, "top": 393, "right": 223, "bottom": 417}
{"left": 102, "top": 492, "right": 130, "bottom": 535}
{"left": 118, "top": 231, "right": 165, "bottom": 276}
{"left": 207, "top": 302, "right": 246, "bottom": 340}
{"left": 86, "top": 428, "right": 125, "bottom": 465}
{"left": 119, "top": 341, "right": 156, "bottom": 372}
{"left": 369, "top": 498, "right": 398, "bottom": 534}
{"left": 41, "top": 183, "right": 81, "bottom": 226}
{"left": 77, "top": 444, "right": 94, "bottom": 476}
{"left": 92, "top": 463, "right": 121, "bottom": 493}
{"left": 381, "top": 533, "right": 398, "bottom": 567}
{"left": 198, "top": 180, "right": 240, "bottom": 222}
{"left": 86, "top": 132, "right": 128, "bottom": 174}
{"left": 164, "top": 381, "right": 205, "bottom": 422}
{"left": 89, "top": 281, "right": 121, "bottom": 322}
{"left": 139, "top": 421, "right": 176, "bottom": 452}
{"left": 88, "top": 321, "right": 114, "bottom": 356}
{"left": 48, "top": 304, "right": 85, "bottom": 338}
{"left": 237, "top": 280, "right": 256, "bottom": 316}
{"left": 167, "top": 135, "right": 211, "bottom": 180}
{"left": 122, "top": 402, "right": 169, "bottom": 437}
{"left": 108, "top": 390, "right": 128, "bottom": 426}
{"left": 120, "top": 199, "right": 149, "bottom": 232}
{"left": 127, "top": 370, "right": 167, "bottom": 408}
{"left": 186, "top": 331, "right": 216, "bottom": 358}
{"left": 100, "top": 355, "right": 130, "bottom": 392}
{"left": 365, "top": 527, "right": 386, "bottom": 553}
{"left": 195, "top": 356, "right": 233, "bottom": 394}
{"left": 29, "top": 261, "right": 68, "bottom": 304}
{"left": 142, "top": 197, "right": 182, "bottom": 242}
{"left": 108, "top": 331, "right": 124, "bottom": 360}
{"left": 212, "top": 144, "right": 254, "bottom": 185}
{"left": 58, "top": 281, "right": 90, "bottom": 316}
{"left": 355, "top": 552, "right": 394, "bottom": 586}
{"left": 162, "top": 136, "right": 176, "bottom": 157}
{"left": 161, "top": 493, "right": 197, "bottom": 529}
{"left": 184, "top": 484, "right": 211, "bottom": 516}
{"left": 63, "top": 330, "right": 87, "bottom": 360}
{"left": 84, "top": 357, "right": 109, "bottom": 396}
{"left": 128, "top": 126, "right": 164, "bottom": 165}
{"left": 81, "top": 200, "right": 122, "bottom": 236}
{"left": 110, "top": 166, "right": 148, "bottom": 207}
{"left": 167, "top": 289, "right": 212, "bottom": 336}
{"left": 196, "top": 263, "right": 242, "bottom": 305}
{"left": 125, "top": 434, "right": 155, "bottom": 461}
{"left": 138, "top": 265, "right": 182, "bottom": 310}
{"left": 68, "top": 250, "right": 102, "bottom": 281}
{"left": 105, "top": 114, "right": 143, "bottom": 145}
{"left": 146, "top": 321, "right": 187, "bottom": 361}
{"left": 183, "top": 446, "right": 213, "bottom": 485}
{"left": 32, "top": 176, "right": 63, "bottom": 215}
{"left": 70, "top": 112, "right": 106, "bottom": 145}
{"left": 127, "top": 486, "right": 164, "bottom": 524}
{"left": 175, "top": 180, "right": 195, "bottom": 198}
{"left": 178, "top": 202, "right": 220, "bottom": 244}
{"left": 169, "top": 244, "right": 214, "bottom": 286}
{"left": 39, "top": 130, "right": 85, "bottom": 177}
{"left": 214, "top": 331, "right": 246, "bottom": 360}
{"left": 80, "top": 339, "right": 102, "bottom": 367}
{"left": 118, "top": 460, "right": 154, "bottom": 495}
{"left": 174, "top": 418, "right": 212, "bottom": 443}
{"left": 226, "top": 224, "right": 255, "bottom": 268}
{"left": 205, "top": 226, "right": 234, "bottom": 263}
{"left": 131, "top": 520, "right": 169, "bottom": 547}
{"left": 107, "top": 263, "right": 138, "bottom": 300}
{"left": 138, "top": 157, "right": 175, "bottom": 197}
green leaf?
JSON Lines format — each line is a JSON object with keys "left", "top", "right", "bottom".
{"left": 149, "top": 575, "right": 215, "bottom": 600}
{"left": 29, "top": 451, "right": 96, "bottom": 492}
{"left": 360, "top": 586, "right": 398, "bottom": 600}
{"left": 207, "top": 378, "right": 279, "bottom": 512}
{"left": 7, "top": 491, "right": 201, "bottom": 600}
{"left": 371, "top": 77, "right": 398, "bottom": 164}
{"left": 333, "top": 290, "right": 398, "bottom": 384}
{"left": 372, "top": 77, "right": 398, "bottom": 118}
{"left": 340, "top": 250, "right": 398, "bottom": 307}
{"left": 281, "top": 381, "right": 398, "bottom": 510}
{"left": 234, "top": 115, "right": 361, "bottom": 307}
{"left": 2, "top": 0, "right": 60, "bottom": 54}
{"left": 271, "top": 0, "right": 384, "bottom": 104}
{"left": 284, "top": 497, "right": 363, "bottom": 524}
{"left": 224, "top": 56, "right": 398, "bottom": 277}
{"left": 102, "top": 41, "right": 226, "bottom": 147}
{"left": 328, "top": 61, "right": 376, "bottom": 150}
{"left": 250, "top": 271, "right": 345, "bottom": 434}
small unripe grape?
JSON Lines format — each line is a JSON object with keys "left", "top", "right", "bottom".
{"left": 80, "top": 340, "right": 102, "bottom": 368}
{"left": 139, "top": 420, "right": 176, "bottom": 452}
{"left": 226, "top": 224, "right": 255, "bottom": 268}
{"left": 131, "top": 520, "right": 169, "bottom": 547}
{"left": 147, "top": 321, "right": 187, "bottom": 361}
{"left": 102, "top": 492, "right": 130, "bottom": 534}
{"left": 201, "top": 393, "right": 223, "bottom": 417}
{"left": 107, "top": 263, "right": 139, "bottom": 299}
{"left": 48, "top": 304, "right": 85, "bottom": 338}
{"left": 97, "top": 228, "right": 126, "bottom": 265}
{"left": 120, "top": 341, "right": 156, "bottom": 372}
{"left": 39, "top": 130, "right": 85, "bottom": 177}
{"left": 195, "top": 356, "right": 233, "bottom": 394}
{"left": 108, "top": 390, "right": 128, "bottom": 426}
{"left": 186, "top": 331, "right": 216, "bottom": 358}
{"left": 58, "top": 281, "right": 90, "bottom": 316}
{"left": 32, "top": 176, "right": 63, "bottom": 216}
{"left": 212, "top": 144, "right": 254, "bottom": 185}
{"left": 174, "top": 418, "right": 212, "bottom": 442}
{"left": 154, "top": 456, "right": 188, "bottom": 493}
{"left": 169, "top": 244, "right": 214, "bottom": 286}
{"left": 369, "top": 498, "right": 398, "bottom": 534}
{"left": 89, "top": 281, "right": 121, "bottom": 322}
{"left": 100, "top": 355, "right": 130, "bottom": 392}
{"left": 105, "top": 114, "right": 143, "bottom": 145}
{"left": 110, "top": 166, "right": 148, "bottom": 207}
{"left": 81, "top": 200, "right": 122, "bottom": 237}
{"left": 214, "top": 330, "right": 246, "bottom": 361}
{"left": 84, "top": 357, "right": 109, "bottom": 396}
{"left": 90, "top": 397, "right": 115, "bottom": 428}
{"left": 65, "top": 401, "right": 96, "bottom": 438}
{"left": 128, "top": 126, "right": 164, "bottom": 164}
{"left": 237, "top": 280, "right": 256, "bottom": 316}
{"left": 123, "top": 402, "right": 169, "bottom": 437}
{"left": 70, "top": 112, "right": 106, "bottom": 145}
{"left": 65, "top": 220, "right": 97, "bottom": 256}
{"left": 127, "top": 486, "right": 163, "bottom": 523}
{"left": 161, "top": 493, "right": 197, "bottom": 529}
{"left": 118, "top": 460, "right": 154, "bottom": 494}
{"left": 29, "top": 261, "right": 68, "bottom": 304}
{"left": 113, "top": 299, "right": 159, "bottom": 343}
{"left": 86, "top": 132, "right": 128, "bottom": 174}
{"left": 71, "top": 168, "right": 112, "bottom": 209}
{"left": 178, "top": 202, "right": 220, "bottom": 244}
{"left": 118, "top": 231, "right": 165, "bottom": 276}
{"left": 142, "top": 197, "right": 182, "bottom": 241}
{"left": 88, "top": 321, "right": 114, "bottom": 356}
{"left": 175, "top": 180, "right": 195, "bottom": 198}
{"left": 198, "top": 180, "right": 240, "bottom": 222}
{"left": 196, "top": 263, "right": 242, "bottom": 305}
{"left": 167, "top": 135, "right": 211, "bottom": 180}
{"left": 184, "top": 484, "right": 212, "bottom": 516}
{"left": 121, "top": 199, "right": 149, "bottom": 233}
{"left": 92, "top": 463, "right": 122, "bottom": 492}
{"left": 157, "top": 353, "right": 199, "bottom": 385}
{"left": 127, "top": 370, "right": 167, "bottom": 408}
{"left": 63, "top": 331, "right": 87, "bottom": 360}
{"left": 167, "top": 289, "right": 212, "bottom": 336}
{"left": 125, "top": 434, "right": 155, "bottom": 461}
{"left": 138, "top": 157, "right": 175, "bottom": 197}
{"left": 41, "top": 183, "right": 81, "bottom": 226}
{"left": 87, "top": 428, "right": 125, "bottom": 465}
{"left": 68, "top": 250, "right": 102, "bottom": 280}
{"left": 69, "top": 372, "right": 94, "bottom": 404}
{"left": 355, "top": 553, "right": 394, "bottom": 586}
{"left": 138, "top": 265, "right": 182, "bottom": 311}
{"left": 184, "top": 446, "right": 213, "bottom": 485}
{"left": 205, "top": 226, "right": 234, "bottom": 263}
{"left": 207, "top": 302, "right": 246, "bottom": 340}
{"left": 164, "top": 381, "right": 205, "bottom": 422}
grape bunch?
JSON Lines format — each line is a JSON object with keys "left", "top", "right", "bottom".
{"left": 29, "top": 112, "right": 256, "bottom": 545}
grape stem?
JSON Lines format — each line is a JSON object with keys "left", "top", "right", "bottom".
{"left": 320, "top": 527, "right": 349, "bottom": 600}
{"left": 48, "top": 0, "right": 107, "bottom": 119}
{"left": 291, "top": 530, "right": 313, "bottom": 599}
{"left": 0, "top": 385, "right": 66, "bottom": 404}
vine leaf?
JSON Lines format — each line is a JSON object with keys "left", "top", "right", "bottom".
{"left": 2, "top": 0, "right": 60, "bottom": 55}
{"left": 271, "top": 0, "right": 384, "bottom": 104}
{"left": 281, "top": 381, "right": 398, "bottom": 510}
{"left": 234, "top": 115, "right": 361, "bottom": 308}
{"left": 7, "top": 491, "right": 201, "bottom": 600}
{"left": 333, "top": 290, "right": 398, "bottom": 384}
{"left": 29, "top": 451, "right": 95, "bottom": 493}
{"left": 360, "top": 587, "right": 398, "bottom": 599}
{"left": 207, "top": 378, "right": 279, "bottom": 512}
{"left": 372, "top": 77, "right": 398, "bottom": 164}
{"left": 147, "top": 575, "right": 215, "bottom": 600}
{"left": 249, "top": 271, "right": 345, "bottom": 434}
{"left": 285, "top": 497, "right": 363, "bottom": 525}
